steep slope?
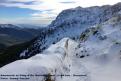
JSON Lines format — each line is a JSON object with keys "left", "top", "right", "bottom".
{"left": 21, "top": 3, "right": 121, "bottom": 58}
{"left": 74, "top": 14, "right": 121, "bottom": 81}
{"left": 76, "top": 14, "right": 121, "bottom": 58}
{"left": 50, "top": 2, "right": 121, "bottom": 28}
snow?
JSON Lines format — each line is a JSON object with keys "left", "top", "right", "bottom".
{"left": 1, "top": 3, "right": 121, "bottom": 81}
{"left": 0, "top": 38, "right": 89, "bottom": 81}
{"left": 1, "top": 20, "right": 121, "bottom": 81}
{"left": 1, "top": 32, "right": 121, "bottom": 81}
{"left": 20, "top": 3, "right": 121, "bottom": 57}
{"left": 74, "top": 15, "right": 121, "bottom": 81}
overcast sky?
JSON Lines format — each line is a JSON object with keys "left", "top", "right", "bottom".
{"left": 0, "top": 0, "right": 121, "bottom": 25}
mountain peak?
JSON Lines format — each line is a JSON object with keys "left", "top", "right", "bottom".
{"left": 22, "top": 2, "right": 121, "bottom": 58}
{"left": 49, "top": 2, "right": 121, "bottom": 28}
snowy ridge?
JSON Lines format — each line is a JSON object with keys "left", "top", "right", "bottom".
{"left": 0, "top": 38, "right": 89, "bottom": 81}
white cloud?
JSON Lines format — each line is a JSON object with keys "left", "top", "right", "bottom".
{"left": 2, "top": 0, "right": 121, "bottom": 13}
{"left": 6, "top": 0, "right": 35, "bottom": 3}
{"left": 0, "top": 0, "right": 121, "bottom": 25}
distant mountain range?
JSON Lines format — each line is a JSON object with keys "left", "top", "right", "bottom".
{"left": 0, "top": 24, "right": 45, "bottom": 50}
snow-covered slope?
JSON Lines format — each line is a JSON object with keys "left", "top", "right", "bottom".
{"left": 21, "top": 3, "right": 121, "bottom": 58}
{"left": 0, "top": 38, "right": 89, "bottom": 81}
{"left": 74, "top": 14, "right": 121, "bottom": 81}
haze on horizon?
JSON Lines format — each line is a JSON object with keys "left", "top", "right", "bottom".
{"left": 0, "top": 0, "right": 121, "bottom": 25}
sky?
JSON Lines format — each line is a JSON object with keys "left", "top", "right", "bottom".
{"left": 0, "top": 0, "right": 121, "bottom": 25}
